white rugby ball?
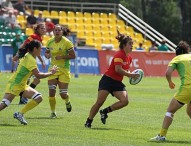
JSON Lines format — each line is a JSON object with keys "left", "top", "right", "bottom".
{"left": 129, "top": 69, "right": 144, "bottom": 85}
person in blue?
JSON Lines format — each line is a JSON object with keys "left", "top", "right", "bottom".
{"left": 136, "top": 43, "right": 144, "bottom": 51}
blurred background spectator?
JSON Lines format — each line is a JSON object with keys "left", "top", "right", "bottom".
{"left": 36, "top": 11, "right": 44, "bottom": 24}
{"left": 45, "top": 18, "right": 54, "bottom": 36}
{"left": 26, "top": 10, "right": 37, "bottom": 28}
{"left": 13, "top": 0, "right": 30, "bottom": 15}
{"left": 158, "top": 39, "right": 169, "bottom": 51}
{"left": 1, "top": 0, "right": 14, "bottom": 13}
{"left": 4, "top": 10, "right": 20, "bottom": 29}
{"left": 149, "top": 41, "right": 158, "bottom": 52}
{"left": 136, "top": 43, "right": 145, "bottom": 51}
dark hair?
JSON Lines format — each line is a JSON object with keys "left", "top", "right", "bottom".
{"left": 63, "top": 27, "right": 71, "bottom": 36}
{"left": 34, "top": 23, "right": 45, "bottom": 35}
{"left": 175, "top": 41, "right": 190, "bottom": 56}
{"left": 115, "top": 30, "right": 133, "bottom": 50}
{"left": 18, "top": 40, "right": 41, "bottom": 58}
{"left": 25, "top": 40, "right": 41, "bottom": 52}
{"left": 54, "top": 24, "right": 63, "bottom": 31}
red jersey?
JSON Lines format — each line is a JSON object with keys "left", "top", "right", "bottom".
{"left": 105, "top": 49, "right": 132, "bottom": 81}
{"left": 24, "top": 34, "right": 42, "bottom": 46}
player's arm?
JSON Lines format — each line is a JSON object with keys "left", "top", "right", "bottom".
{"left": 55, "top": 47, "right": 76, "bottom": 60}
{"left": 166, "top": 66, "right": 175, "bottom": 89}
{"left": 37, "top": 55, "right": 46, "bottom": 69}
{"left": 32, "top": 65, "right": 58, "bottom": 79}
{"left": 115, "top": 65, "right": 139, "bottom": 78}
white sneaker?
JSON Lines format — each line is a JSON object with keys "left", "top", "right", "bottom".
{"left": 150, "top": 134, "right": 166, "bottom": 141}
{"left": 13, "top": 112, "right": 28, "bottom": 125}
{"left": 50, "top": 112, "right": 57, "bottom": 119}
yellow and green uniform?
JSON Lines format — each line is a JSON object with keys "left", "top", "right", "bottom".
{"left": 168, "top": 54, "right": 191, "bottom": 103}
{"left": 46, "top": 36, "right": 74, "bottom": 83}
{"left": 5, "top": 53, "right": 37, "bottom": 95}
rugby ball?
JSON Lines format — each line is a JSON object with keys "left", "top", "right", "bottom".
{"left": 129, "top": 69, "right": 144, "bottom": 85}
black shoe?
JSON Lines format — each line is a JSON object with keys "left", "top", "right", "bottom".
{"left": 66, "top": 102, "right": 72, "bottom": 112}
{"left": 84, "top": 122, "right": 91, "bottom": 128}
{"left": 19, "top": 97, "right": 28, "bottom": 105}
{"left": 100, "top": 110, "right": 108, "bottom": 124}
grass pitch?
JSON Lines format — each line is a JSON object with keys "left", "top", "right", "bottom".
{"left": 0, "top": 73, "right": 191, "bottom": 146}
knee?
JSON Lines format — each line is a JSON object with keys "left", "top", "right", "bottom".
{"left": 123, "top": 99, "right": 129, "bottom": 107}
{"left": 32, "top": 93, "right": 43, "bottom": 103}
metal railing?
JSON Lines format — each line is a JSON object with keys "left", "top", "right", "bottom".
{"left": 118, "top": 4, "right": 176, "bottom": 51}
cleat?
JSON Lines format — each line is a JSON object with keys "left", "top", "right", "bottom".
{"left": 19, "top": 97, "right": 28, "bottom": 105}
{"left": 13, "top": 112, "right": 28, "bottom": 125}
{"left": 84, "top": 122, "right": 91, "bottom": 128}
{"left": 66, "top": 102, "right": 72, "bottom": 112}
{"left": 150, "top": 134, "right": 166, "bottom": 141}
{"left": 100, "top": 110, "right": 108, "bottom": 124}
{"left": 50, "top": 113, "right": 57, "bottom": 119}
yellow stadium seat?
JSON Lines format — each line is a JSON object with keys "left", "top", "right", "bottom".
{"left": 83, "top": 18, "right": 91, "bottom": 25}
{"left": 100, "top": 25, "right": 109, "bottom": 32}
{"left": 84, "top": 12, "right": 91, "bottom": 19}
{"left": 100, "top": 19, "right": 108, "bottom": 25}
{"left": 92, "top": 12, "right": 99, "bottom": 19}
{"left": 135, "top": 33, "right": 144, "bottom": 43}
{"left": 77, "top": 31, "right": 85, "bottom": 38}
{"left": 92, "top": 19, "right": 100, "bottom": 25}
{"left": 86, "top": 38, "right": 95, "bottom": 46}
{"left": 76, "top": 12, "right": 83, "bottom": 18}
{"left": 67, "top": 11, "right": 75, "bottom": 18}
{"left": 59, "top": 17, "right": 67, "bottom": 25}
{"left": 76, "top": 24, "right": 84, "bottom": 31}
{"left": 85, "top": 31, "right": 93, "bottom": 37}
{"left": 42, "top": 35, "right": 50, "bottom": 46}
{"left": 42, "top": 10, "right": 50, "bottom": 18}
{"left": 59, "top": 11, "right": 67, "bottom": 18}
{"left": 100, "top": 13, "right": 108, "bottom": 19}
{"left": 75, "top": 18, "right": 84, "bottom": 25}
{"left": 92, "top": 25, "right": 101, "bottom": 31}
{"left": 34, "top": 9, "right": 40, "bottom": 17}
{"left": 67, "top": 17, "right": 75, "bottom": 25}
{"left": 25, "top": 28, "right": 33, "bottom": 36}
{"left": 108, "top": 13, "right": 117, "bottom": 20}
{"left": 50, "top": 10, "right": 59, "bottom": 19}
{"left": 108, "top": 19, "right": 116, "bottom": 26}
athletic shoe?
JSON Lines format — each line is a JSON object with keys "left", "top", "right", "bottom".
{"left": 150, "top": 134, "right": 166, "bottom": 141}
{"left": 66, "top": 102, "right": 72, "bottom": 112}
{"left": 84, "top": 122, "right": 91, "bottom": 128}
{"left": 19, "top": 97, "right": 28, "bottom": 104}
{"left": 50, "top": 113, "right": 57, "bottom": 119}
{"left": 100, "top": 110, "right": 108, "bottom": 124}
{"left": 13, "top": 112, "right": 27, "bottom": 125}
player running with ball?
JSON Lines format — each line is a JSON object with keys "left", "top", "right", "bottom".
{"left": 85, "top": 31, "right": 139, "bottom": 128}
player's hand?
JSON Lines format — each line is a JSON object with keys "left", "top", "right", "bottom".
{"left": 50, "top": 65, "right": 58, "bottom": 74}
{"left": 129, "top": 73, "right": 140, "bottom": 79}
{"left": 169, "top": 81, "right": 175, "bottom": 89}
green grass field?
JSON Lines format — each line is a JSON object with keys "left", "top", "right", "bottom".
{"left": 0, "top": 73, "right": 190, "bottom": 146}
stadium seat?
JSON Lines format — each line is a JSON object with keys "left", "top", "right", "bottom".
{"left": 25, "top": 28, "right": 33, "bottom": 36}
{"left": 83, "top": 12, "right": 91, "bottom": 19}
{"left": 50, "top": 10, "right": 59, "bottom": 19}
{"left": 34, "top": 9, "right": 40, "bottom": 17}
{"left": 67, "top": 11, "right": 75, "bottom": 18}
{"left": 59, "top": 11, "right": 67, "bottom": 18}
{"left": 42, "top": 10, "right": 50, "bottom": 18}
{"left": 76, "top": 12, "right": 83, "bottom": 18}
{"left": 75, "top": 18, "right": 84, "bottom": 25}
{"left": 42, "top": 35, "right": 50, "bottom": 46}
{"left": 92, "top": 12, "right": 99, "bottom": 20}
{"left": 108, "top": 13, "right": 117, "bottom": 20}
{"left": 100, "top": 13, "right": 108, "bottom": 19}
{"left": 59, "top": 17, "right": 67, "bottom": 25}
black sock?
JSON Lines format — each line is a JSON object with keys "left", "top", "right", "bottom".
{"left": 86, "top": 118, "right": 93, "bottom": 124}
{"left": 103, "top": 106, "right": 112, "bottom": 114}
{"left": 30, "top": 83, "right": 36, "bottom": 89}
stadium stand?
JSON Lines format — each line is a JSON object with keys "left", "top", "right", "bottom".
{"left": 3, "top": 0, "right": 175, "bottom": 51}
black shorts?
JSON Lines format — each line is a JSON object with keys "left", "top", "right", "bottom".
{"left": 98, "top": 75, "right": 126, "bottom": 96}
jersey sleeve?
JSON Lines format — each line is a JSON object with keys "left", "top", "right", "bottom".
{"left": 113, "top": 53, "right": 124, "bottom": 66}
{"left": 168, "top": 57, "right": 177, "bottom": 69}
